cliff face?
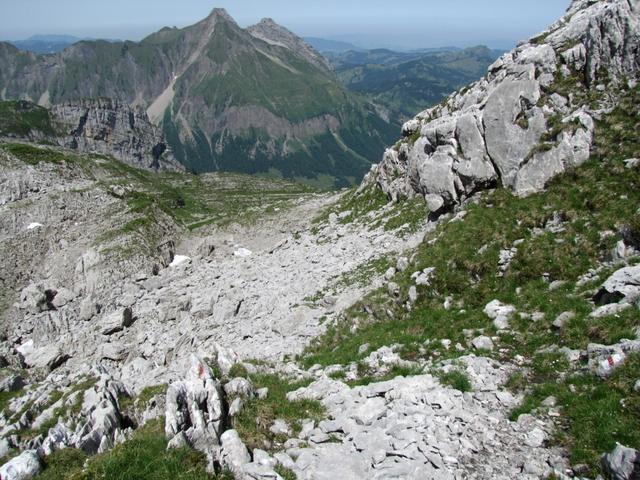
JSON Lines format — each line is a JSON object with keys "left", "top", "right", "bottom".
{"left": 364, "top": 0, "right": 640, "bottom": 212}
{"left": 52, "top": 99, "right": 183, "bottom": 172}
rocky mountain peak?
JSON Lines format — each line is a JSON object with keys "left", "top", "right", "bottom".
{"left": 205, "top": 7, "right": 236, "bottom": 24}
{"left": 247, "top": 17, "right": 332, "bottom": 72}
{"left": 255, "top": 17, "right": 279, "bottom": 27}
{"left": 363, "top": 0, "right": 639, "bottom": 212}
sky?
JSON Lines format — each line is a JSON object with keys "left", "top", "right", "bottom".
{"left": 0, "top": 0, "right": 571, "bottom": 50}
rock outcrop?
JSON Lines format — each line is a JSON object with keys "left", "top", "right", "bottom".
{"left": 165, "top": 355, "right": 226, "bottom": 456}
{"left": 52, "top": 98, "right": 183, "bottom": 172}
{"left": 363, "top": 0, "right": 640, "bottom": 211}
{"left": 601, "top": 444, "right": 640, "bottom": 480}
{"left": 0, "top": 450, "right": 41, "bottom": 480}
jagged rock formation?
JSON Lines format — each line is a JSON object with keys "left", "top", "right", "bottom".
{"left": 364, "top": 0, "right": 640, "bottom": 211}
{"left": 52, "top": 99, "right": 183, "bottom": 172}
{"left": 0, "top": 9, "right": 397, "bottom": 185}
{"left": 165, "top": 355, "right": 226, "bottom": 457}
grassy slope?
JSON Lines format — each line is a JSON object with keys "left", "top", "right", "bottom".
{"left": 301, "top": 85, "right": 640, "bottom": 474}
{"left": 0, "top": 100, "right": 57, "bottom": 137}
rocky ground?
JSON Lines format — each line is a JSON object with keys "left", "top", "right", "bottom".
{"left": 3, "top": 139, "right": 636, "bottom": 479}
{"left": 1, "top": 0, "right": 640, "bottom": 479}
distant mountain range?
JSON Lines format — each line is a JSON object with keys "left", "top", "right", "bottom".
{"left": 7, "top": 35, "right": 120, "bottom": 54}
{"left": 326, "top": 46, "right": 504, "bottom": 121}
{"left": 2, "top": 22, "right": 500, "bottom": 183}
{"left": 304, "top": 37, "right": 363, "bottom": 53}
{"left": 0, "top": 11, "right": 397, "bottom": 187}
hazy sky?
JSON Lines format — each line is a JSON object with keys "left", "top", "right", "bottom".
{"left": 0, "top": 0, "right": 571, "bottom": 49}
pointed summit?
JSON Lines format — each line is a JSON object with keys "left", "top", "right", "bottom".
{"left": 205, "top": 7, "right": 238, "bottom": 26}
{"left": 247, "top": 18, "right": 331, "bottom": 72}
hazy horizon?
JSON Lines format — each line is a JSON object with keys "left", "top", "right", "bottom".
{"left": 0, "top": 0, "right": 571, "bottom": 50}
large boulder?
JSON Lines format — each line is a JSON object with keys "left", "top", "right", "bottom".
{"left": 219, "top": 429, "right": 251, "bottom": 476}
{"left": 165, "top": 355, "right": 226, "bottom": 454}
{"left": 0, "top": 450, "right": 41, "bottom": 480}
{"left": 15, "top": 341, "right": 69, "bottom": 372}
{"left": 601, "top": 444, "right": 640, "bottom": 480}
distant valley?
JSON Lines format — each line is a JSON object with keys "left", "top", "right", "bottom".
{"left": 325, "top": 46, "right": 503, "bottom": 121}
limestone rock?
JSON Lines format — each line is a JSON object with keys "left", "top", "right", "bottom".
{"left": 553, "top": 311, "right": 575, "bottom": 330}
{"left": 601, "top": 444, "right": 640, "bottom": 480}
{"left": 0, "top": 374, "right": 25, "bottom": 392}
{"left": 165, "top": 355, "right": 225, "bottom": 453}
{"left": 51, "top": 99, "right": 183, "bottom": 172}
{"left": 484, "top": 300, "right": 516, "bottom": 330}
{"left": 362, "top": 0, "right": 639, "bottom": 209}
{"left": 76, "top": 373, "right": 128, "bottom": 454}
{"left": 220, "top": 429, "right": 251, "bottom": 476}
{"left": 594, "top": 265, "right": 640, "bottom": 305}
{"left": 0, "top": 438, "right": 10, "bottom": 459}
{"left": 39, "top": 424, "right": 72, "bottom": 456}
{"left": 0, "top": 450, "right": 41, "bottom": 480}
{"left": 471, "top": 336, "right": 494, "bottom": 351}
{"left": 224, "top": 378, "right": 256, "bottom": 399}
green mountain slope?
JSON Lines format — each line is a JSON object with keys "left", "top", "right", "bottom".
{"left": 305, "top": 83, "right": 640, "bottom": 475}
{"left": 327, "top": 46, "right": 503, "bottom": 121}
{"left": 0, "top": 9, "right": 397, "bottom": 187}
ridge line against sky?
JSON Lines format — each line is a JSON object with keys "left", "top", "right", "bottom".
{"left": 0, "top": 0, "right": 571, "bottom": 50}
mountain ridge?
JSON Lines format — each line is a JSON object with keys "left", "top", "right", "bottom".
{"left": 0, "top": 9, "right": 397, "bottom": 187}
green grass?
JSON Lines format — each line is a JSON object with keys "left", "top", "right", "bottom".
{"left": 274, "top": 465, "right": 297, "bottom": 480}
{"left": 228, "top": 364, "right": 249, "bottom": 379}
{"left": 232, "top": 373, "right": 324, "bottom": 452}
{"left": 0, "top": 100, "right": 57, "bottom": 137}
{"left": 38, "top": 419, "right": 231, "bottom": 480}
{"left": 313, "top": 183, "right": 428, "bottom": 236}
{"left": 119, "top": 384, "right": 166, "bottom": 412}
{"left": 347, "top": 364, "right": 425, "bottom": 387}
{"left": 510, "top": 354, "right": 640, "bottom": 477}
{"left": 0, "top": 388, "right": 23, "bottom": 417}
{"left": 313, "top": 184, "right": 388, "bottom": 227}
{"left": 435, "top": 369, "right": 473, "bottom": 392}
{"left": 38, "top": 448, "right": 89, "bottom": 480}
{"left": 2, "top": 143, "right": 70, "bottom": 165}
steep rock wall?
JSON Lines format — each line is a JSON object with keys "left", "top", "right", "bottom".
{"left": 52, "top": 98, "right": 184, "bottom": 172}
